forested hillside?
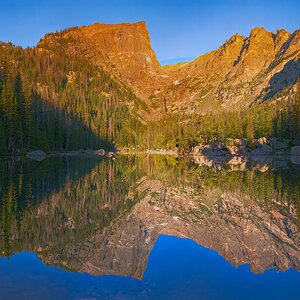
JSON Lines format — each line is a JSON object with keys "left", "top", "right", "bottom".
{"left": 139, "top": 90, "right": 300, "bottom": 150}
{"left": 0, "top": 22, "right": 300, "bottom": 156}
{"left": 0, "top": 42, "right": 145, "bottom": 155}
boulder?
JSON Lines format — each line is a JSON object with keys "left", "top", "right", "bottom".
{"left": 192, "top": 142, "right": 228, "bottom": 157}
{"left": 227, "top": 138, "right": 248, "bottom": 147}
{"left": 192, "top": 155, "right": 228, "bottom": 168}
{"left": 257, "top": 137, "right": 268, "bottom": 145}
{"left": 227, "top": 145, "right": 248, "bottom": 156}
{"left": 97, "top": 149, "right": 106, "bottom": 156}
{"left": 227, "top": 157, "right": 247, "bottom": 171}
{"left": 257, "top": 164, "right": 270, "bottom": 173}
{"left": 107, "top": 151, "right": 115, "bottom": 158}
{"left": 227, "top": 156, "right": 247, "bottom": 165}
{"left": 249, "top": 144, "right": 273, "bottom": 156}
{"left": 233, "top": 138, "right": 248, "bottom": 147}
{"left": 226, "top": 139, "right": 248, "bottom": 156}
{"left": 27, "top": 150, "right": 47, "bottom": 161}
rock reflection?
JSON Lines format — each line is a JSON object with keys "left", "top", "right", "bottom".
{"left": 0, "top": 155, "right": 300, "bottom": 279}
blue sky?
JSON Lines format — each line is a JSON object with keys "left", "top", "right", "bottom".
{"left": 0, "top": 0, "right": 299, "bottom": 63}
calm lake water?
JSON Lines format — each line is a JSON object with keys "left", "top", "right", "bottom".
{"left": 0, "top": 155, "right": 300, "bottom": 300}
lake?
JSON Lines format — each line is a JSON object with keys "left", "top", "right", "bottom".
{"left": 0, "top": 155, "right": 300, "bottom": 300}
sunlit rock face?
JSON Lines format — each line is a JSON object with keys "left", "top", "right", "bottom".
{"left": 37, "top": 22, "right": 300, "bottom": 120}
{"left": 38, "top": 21, "right": 169, "bottom": 118}
{"left": 161, "top": 27, "right": 300, "bottom": 113}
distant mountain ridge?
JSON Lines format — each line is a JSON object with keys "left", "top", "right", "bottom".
{"left": 160, "top": 57, "right": 195, "bottom": 66}
{"left": 37, "top": 22, "right": 300, "bottom": 120}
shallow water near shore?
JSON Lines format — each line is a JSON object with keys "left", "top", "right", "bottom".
{"left": 1, "top": 155, "right": 300, "bottom": 299}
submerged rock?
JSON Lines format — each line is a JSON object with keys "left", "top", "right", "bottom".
{"left": 271, "top": 138, "right": 289, "bottom": 150}
{"left": 249, "top": 144, "right": 273, "bottom": 156}
{"left": 291, "top": 156, "right": 300, "bottom": 164}
{"left": 227, "top": 145, "right": 248, "bottom": 156}
{"left": 27, "top": 150, "right": 47, "bottom": 161}
{"left": 192, "top": 142, "right": 228, "bottom": 156}
{"left": 291, "top": 146, "right": 300, "bottom": 156}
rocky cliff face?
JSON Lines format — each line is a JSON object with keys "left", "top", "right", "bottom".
{"left": 38, "top": 21, "right": 170, "bottom": 115}
{"left": 159, "top": 28, "right": 300, "bottom": 115}
{"left": 37, "top": 22, "right": 300, "bottom": 120}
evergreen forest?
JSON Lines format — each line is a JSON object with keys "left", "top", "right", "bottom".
{"left": 1, "top": 42, "right": 300, "bottom": 155}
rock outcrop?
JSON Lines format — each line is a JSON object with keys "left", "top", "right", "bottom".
{"left": 38, "top": 21, "right": 169, "bottom": 118}
{"left": 37, "top": 22, "right": 300, "bottom": 120}
{"left": 192, "top": 142, "right": 229, "bottom": 157}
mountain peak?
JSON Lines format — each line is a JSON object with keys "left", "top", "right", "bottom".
{"left": 224, "top": 33, "right": 245, "bottom": 46}
{"left": 274, "top": 29, "right": 291, "bottom": 49}
{"left": 276, "top": 28, "right": 290, "bottom": 36}
{"left": 80, "top": 21, "right": 147, "bottom": 32}
{"left": 225, "top": 32, "right": 243, "bottom": 43}
{"left": 134, "top": 20, "right": 147, "bottom": 28}
{"left": 36, "top": 23, "right": 299, "bottom": 119}
{"left": 249, "top": 27, "right": 269, "bottom": 37}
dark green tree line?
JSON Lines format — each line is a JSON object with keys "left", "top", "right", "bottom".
{"left": 0, "top": 42, "right": 145, "bottom": 154}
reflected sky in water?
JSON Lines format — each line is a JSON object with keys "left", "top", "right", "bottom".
{"left": 0, "top": 156, "right": 300, "bottom": 299}
{"left": 1, "top": 235, "right": 300, "bottom": 300}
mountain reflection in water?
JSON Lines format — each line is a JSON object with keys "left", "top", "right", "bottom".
{"left": 0, "top": 155, "right": 300, "bottom": 299}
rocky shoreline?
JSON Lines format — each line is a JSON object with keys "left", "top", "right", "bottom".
{"left": 185, "top": 138, "right": 300, "bottom": 168}
{"left": 24, "top": 138, "right": 300, "bottom": 163}
{"left": 26, "top": 149, "right": 116, "bottom": 161}
{"left": 189, "top": 137, "right": 299, "bottom": 157}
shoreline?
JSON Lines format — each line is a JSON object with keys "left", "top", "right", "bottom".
{"left": 2, "top": 143, "right": 300, "bottom": 163}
